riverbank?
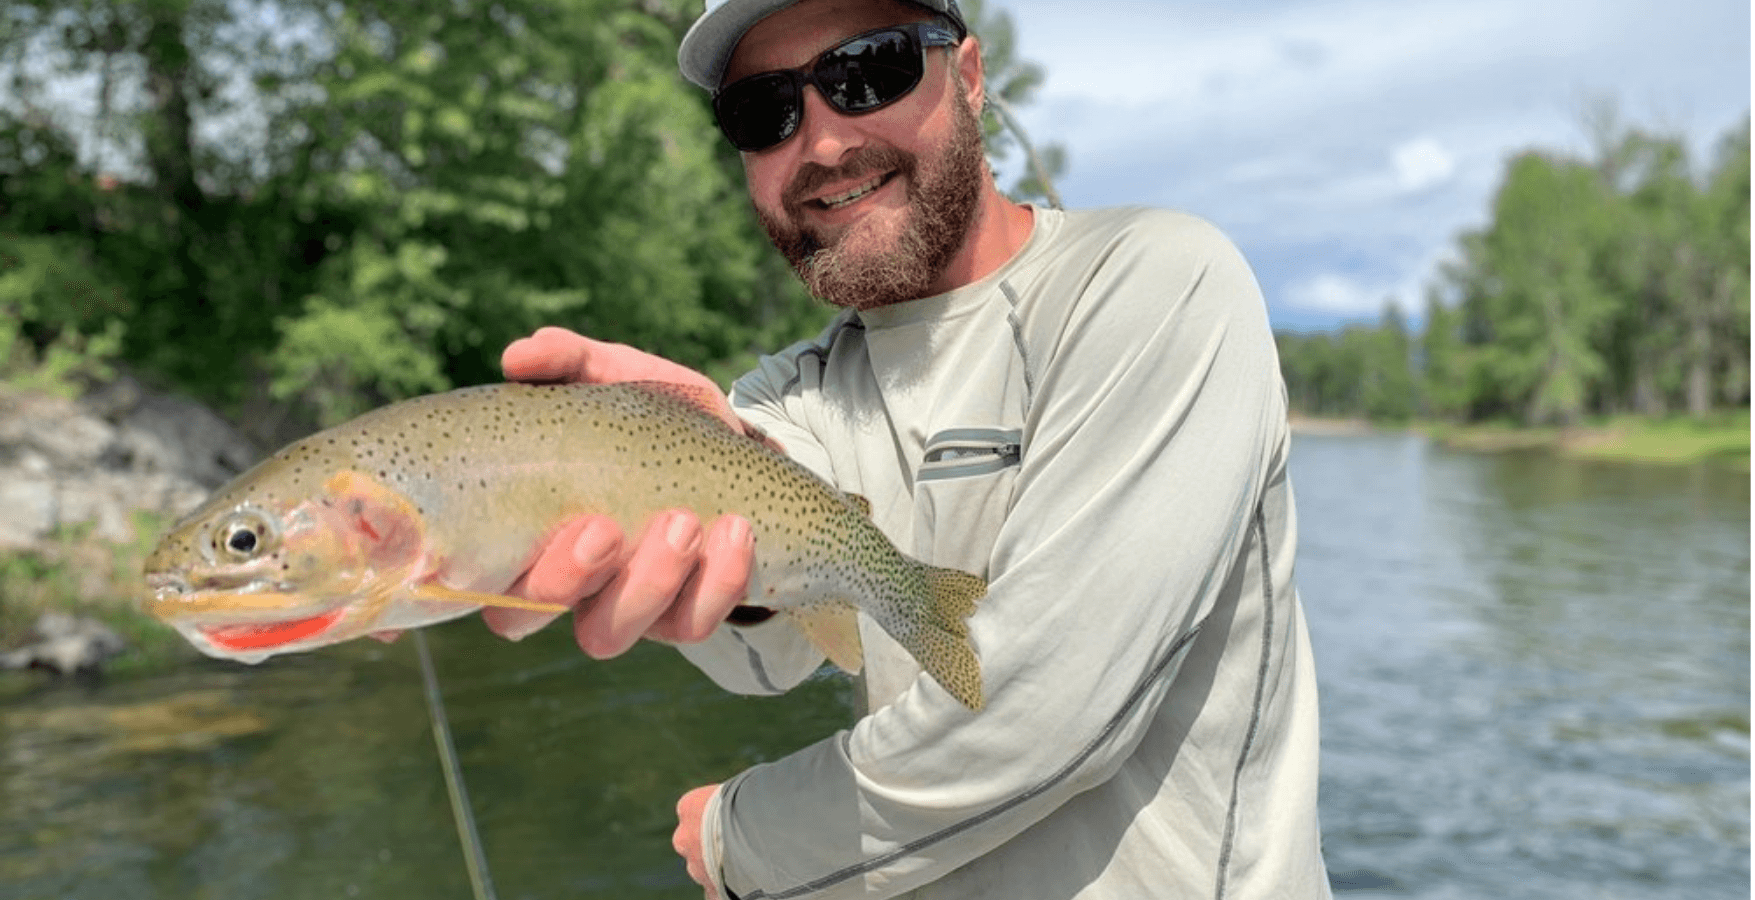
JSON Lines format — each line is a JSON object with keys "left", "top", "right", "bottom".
{"left": 0, "top": 378, "right": 257, "bottom": 682}
{"left": 0, "top": 517, "right": 200, "bottom": 686}
{"left": 1293, "top": 410, "right": 1749, "bottom": 469}
{"left": 1425, "top": 409, "right": 1750, "bottom": 468}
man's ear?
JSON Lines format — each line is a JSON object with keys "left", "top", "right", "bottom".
{"left": 955, "top": 35, "right": 985, "bottom": 111}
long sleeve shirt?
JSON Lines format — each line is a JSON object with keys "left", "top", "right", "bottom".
{"left": 675, "top": 207, "right": 1330, "bottom": 899}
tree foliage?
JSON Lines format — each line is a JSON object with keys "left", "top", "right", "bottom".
{"left": 1279, "top": 113, "right": 1750, "bottom": 426}
{"left": 1, "top": 0, "right": 1074, "bottom": 430}
{"left": 0, "top": 0, "right": 807, "bottom": 430}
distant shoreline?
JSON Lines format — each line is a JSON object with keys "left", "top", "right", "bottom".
{"left": 1287, "top": 415, "right": 1379, "bottom": 437}
{"left": 1289, "top": 411, "right": 1750, "bottom": 470}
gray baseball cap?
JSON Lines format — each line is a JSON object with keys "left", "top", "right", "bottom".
{"left": 677, "top": 0, "right": 966, "bottom": 90}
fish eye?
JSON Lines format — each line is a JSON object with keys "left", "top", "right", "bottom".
{"left": 210, "top": 507, "right": 280, "bottom": 561}
{"left": 227, "top": 528, "right": 258, "bottom": 553}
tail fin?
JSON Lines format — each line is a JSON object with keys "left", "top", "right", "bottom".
{"left": 897, "top": 565, "right": 987, "bottom": 711}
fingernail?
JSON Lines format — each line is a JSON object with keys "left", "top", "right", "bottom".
{"left": 725, "top": 515, "right": 753, "bottom": 550}
{"left": 665, "top": 511, "right": 702, "bottom": 553}
{"left": 498, "top": 614, "right": 547, "bottom": 643}
{"left": 574, "top": 519, "right": 621, "bottom": 568}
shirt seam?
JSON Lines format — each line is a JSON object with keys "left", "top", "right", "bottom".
{"left": 998, "top": 279, "right": 1036, "bottom": 417}
{"left": 776, "top": 315, "right": 864, "bottom": 397}
{"left": 1214, "top": 505, "right": 1274, "bottom": 899}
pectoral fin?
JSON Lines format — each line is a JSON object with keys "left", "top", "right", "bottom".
{"left": 406, "top": 582, "right": 568, "bottom": 614}
{"left": 786, "top": 601, "right": 865, "bottom": 674}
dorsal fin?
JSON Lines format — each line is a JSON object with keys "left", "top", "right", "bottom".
{"left": 842, "top": 491, "right": 873, "bottom": 518}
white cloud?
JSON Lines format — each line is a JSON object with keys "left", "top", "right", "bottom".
{"left": 1391, "top": 137, "right": 1456, "bottom": 194}
{"left": 1286, "top": 273, "right": 1382, "bottom": 316}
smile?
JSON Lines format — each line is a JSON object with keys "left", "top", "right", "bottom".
{"left": 815, "top": 174, "right": 891, "bottom": 210}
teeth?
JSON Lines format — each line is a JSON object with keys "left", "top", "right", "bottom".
{"left": 821, "top": 176, "right": 885, "bottom": 209}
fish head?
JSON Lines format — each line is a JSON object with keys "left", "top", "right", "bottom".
{"left": 142, "top": 490, "right": 389, "bottom": 661}
{"left": 142, "top": 466, "right": 455, "bottom": 661}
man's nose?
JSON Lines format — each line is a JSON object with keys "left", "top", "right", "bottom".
{"left": 791, "top": 84, "right": 864, "bottom": 167}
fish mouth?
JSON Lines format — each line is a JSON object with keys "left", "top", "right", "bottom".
{"left": 145, "top": 572, "right": 192, "bottom": 595}
{"left": 199, "top": 608, "right": 346, "bottom": 652}
{"left": 145, "top": 576, "right": 350, "bottom": 653}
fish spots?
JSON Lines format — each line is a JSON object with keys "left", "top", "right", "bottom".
{"left": 146, "top": 382, "right": 984, "bottom": 704}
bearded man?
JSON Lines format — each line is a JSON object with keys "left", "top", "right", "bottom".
{"left": 490, "top": 1, "right": 1332, "bottom": 897}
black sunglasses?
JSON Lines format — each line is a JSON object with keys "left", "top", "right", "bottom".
{"left": 713, "top": 22, "right": 963, "bottom": 153}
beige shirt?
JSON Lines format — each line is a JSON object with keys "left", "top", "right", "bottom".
{"left": 679, "top": 207, "right": 1330, "bottom": 899}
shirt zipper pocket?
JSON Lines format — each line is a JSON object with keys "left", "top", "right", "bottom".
{"left": 918, "top": 429, "right": 1023, "bottom": 482}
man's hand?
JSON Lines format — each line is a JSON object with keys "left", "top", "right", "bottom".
{"left": 674, "top": 783, "right": 722, "bottom": 899}
{"left": 481, "top": 327, "right": 758, "bottom": 654}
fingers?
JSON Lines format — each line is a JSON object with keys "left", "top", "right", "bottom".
{"left": 488, "top": 510, "right": 754, "bottom": 653}
{"left": 647, "top": 515, "right": 755, "bottom": 644}
{"left": 484, "top": 517, "right": 623, "bottom": 641}
{"left": 572, "top": 511, "right": 704, "bottom": 659}
{"left": 673, "top": 784, "right": 721, "bottom": 900}
{"left": 501, "top": 326, "right": 596, "bottom": 383}
{"left": 480, "top": 505, "right": 754, "bottom": 652}
{"left": 502, "top": 327, "right": 719, "bottom": 390}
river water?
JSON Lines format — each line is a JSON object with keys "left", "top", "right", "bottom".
{"left": 0, "top": 433, "right": 1746, "bottom": 899}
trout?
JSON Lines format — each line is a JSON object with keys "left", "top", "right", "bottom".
{"left": 142, "top": 383, "right": 986, "bottom": 709}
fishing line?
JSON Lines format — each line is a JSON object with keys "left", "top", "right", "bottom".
{"left": 414, "top": 629, "right": 499, "bottom": 900}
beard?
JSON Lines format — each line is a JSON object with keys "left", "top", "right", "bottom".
{"left": 757, "top": 90, "right": 987, "bottom": 310}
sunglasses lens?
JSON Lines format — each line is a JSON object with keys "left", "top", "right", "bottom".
{"left": 713, "top": 26, "right": 931, "bottom": 152}
{"left": 715, "top": 73, "right": 803, "bottom": 152}
{"left": 817, "top": 29, "right": 922, "bottom": 113}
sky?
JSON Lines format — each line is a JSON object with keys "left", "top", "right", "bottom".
{"left": 981, "top": 0, "right": 1752, "bottom": 332}
{"left": 19, "top": 1, "right": 1749, "bottom": 335}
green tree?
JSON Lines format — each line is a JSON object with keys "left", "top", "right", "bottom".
{"left": 1359, "top": 301, "right": 1417, "bottom": 422}
{"left": 1419, "top": 288, "right": 1471, "bottom": 420}
{"left": 1276, "top": 319, "right": 1420, "bottom": 422}
{"left": 4, "top": 0, "right": 1075, "bottom": 430}
{"left": 1462, "top": 151, "right": 1620, "bottom": 425}
{"left": 1593, "top": 118, "right": 1749, "bottom": 418}
{"left": 1699, "top": 117, "right": 1750, "bottom": 409}
{"left": 3, "top": 0, "right": 369, "bottom": 409}
{"left": 960, "top": 0, "right": 1066, "bottom": 207}
{"left": 1, "top": 0, "right": 822, "bottom": 427}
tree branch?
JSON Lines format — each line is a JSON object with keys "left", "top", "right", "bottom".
{"left": 987, "top": 93, "right": 1062, "bottom": 209}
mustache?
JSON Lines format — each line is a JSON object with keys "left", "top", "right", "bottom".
{"left": 782, "top": 145, "right": 915, "bottom": 211}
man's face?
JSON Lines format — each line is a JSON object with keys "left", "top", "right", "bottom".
{"left": 723, "top": 0, "right": 987, "bottom": 309}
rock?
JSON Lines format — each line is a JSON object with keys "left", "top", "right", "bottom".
{"left": 0, "top": 376, "right": 263, "bottom": 553}
{"left": 107, "top": 374, "right": 261, "bottom": 488}
{"left": 0, "top": 612, "right": 126, "bottom": 675}
{"left": 0, "top": 474, "right": 56, "bottom": 547}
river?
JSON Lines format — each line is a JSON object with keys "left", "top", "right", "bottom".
{"left": 0, "top": 433, "right": 1747, "bottom": 898}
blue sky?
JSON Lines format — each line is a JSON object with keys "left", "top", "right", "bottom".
{"left": 983, "top": 0, "right": 1751, "bottom": 332}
